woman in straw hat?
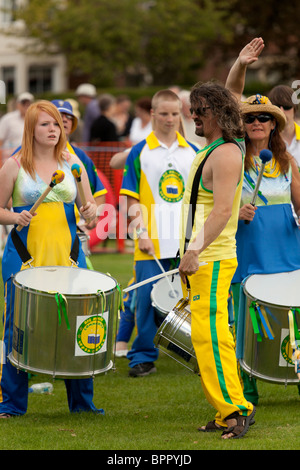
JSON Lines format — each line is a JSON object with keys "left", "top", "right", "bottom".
{"left": 226, "top": 38, "right": 300, "bottom": 405}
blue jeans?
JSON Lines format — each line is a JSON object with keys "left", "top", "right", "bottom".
{"left": 127, "top": 259, "right": 174, "bottom": 368}
{"left": 116, "top": 278, "right": 136, "bottom": 343}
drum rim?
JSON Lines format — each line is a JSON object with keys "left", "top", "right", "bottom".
{"left": 150, "top": 274, "right": 182, "bottom": 313}
{"left": 242, "top": 291, "right": 297, "bottom": 309}
{"left": 13, "top": 265, "right": 118, "bottom": 297}
{"left": 243, "top": 272, "right": 300, "bottom": 309}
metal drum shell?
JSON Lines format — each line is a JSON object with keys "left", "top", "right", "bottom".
{"left": 9, "top": 266, "right": 118, "bottom": 379}
{"left": 77, "top": 232, "right": 90, "bottom": 257}
{"left": 241, "top": 271, "right": 300, "bottom": 385}
{"left": 154, "top": 302, "right": 199, "bottom": 373}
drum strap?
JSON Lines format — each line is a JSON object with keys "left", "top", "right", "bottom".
{"left": 183, "top": 139, "right": 244, "bottom": 252}
{"left": 70, "top": 235, "right": 80, "bottom": 264}
{"left": 11, "top": 227, "right": 80, "bottom": 266}
{"left": 11, "top": 227, "right": 32, "bottom": 265}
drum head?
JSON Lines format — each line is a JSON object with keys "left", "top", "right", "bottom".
{"left": 151, "top": 274, "right": 182, "bottom": 314}
{"left": 244, "top": 270, "right": 300, "bottom": 307}
{"left": 14, "top": 266, "right": 117, "bottom": 295}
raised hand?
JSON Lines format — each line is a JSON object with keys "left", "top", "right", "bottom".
{"left": 239, "top": 37, "right": 265, "bottom": 66}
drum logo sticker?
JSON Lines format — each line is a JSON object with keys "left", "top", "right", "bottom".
{"left": 279, "top": 328, "right": 300, "bottom": 367}
{"left": 159, "top": 170, "right": 185, "bottom": 203}
{"left": 75, "top": 313, "right": 108, "bottom": 356}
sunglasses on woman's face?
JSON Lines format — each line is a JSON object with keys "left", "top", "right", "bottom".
{"left": 244, "top": 114, "right": 273, "bottom": 124}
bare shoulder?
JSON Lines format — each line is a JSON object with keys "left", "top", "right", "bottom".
{"left": 211, "top": 142, "right": 243, "bottom": 167}
{"left": 0, "top": 155, "right": 20, "bottom": 178}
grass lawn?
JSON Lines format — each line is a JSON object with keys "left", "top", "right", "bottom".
{"left": 0, "top": 249, "right": 300, "bottom": 451}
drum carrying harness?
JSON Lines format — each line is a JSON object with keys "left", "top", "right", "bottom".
{"left": 183, "top": 138, "right": 245, "bottom": 253}
{"left": 10, "top": 227, "right": 80, "bottom": 267}
{"left": 180, "top": 138, "right": 244, "bottom": 290}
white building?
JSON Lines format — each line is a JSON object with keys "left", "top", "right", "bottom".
{"left": 0, "top": 0, "right": 67, "bottom": 99}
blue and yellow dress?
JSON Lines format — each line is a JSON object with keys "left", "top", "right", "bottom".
{"left": 232, "top": 156, "right": 300, "bottom": 405}
{"left": 233, "top": 156, "right": 300, "bottom": 282}
{"left": 0, "top": 159, "right": 102, "bottom": 416}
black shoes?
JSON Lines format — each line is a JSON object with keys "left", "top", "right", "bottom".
{"left": 128, "top": 362, "right": 157, "bottom": 377}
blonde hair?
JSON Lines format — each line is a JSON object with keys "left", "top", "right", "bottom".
{"left": 18, "top": 100, "right": 66, "bottom": 178}
{"left": 151, "top": 89, "right": 181, "bottom": 111}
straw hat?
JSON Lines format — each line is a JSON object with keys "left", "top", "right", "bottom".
{"left": 241, "top": 94, "right": 287, "bottom": 131}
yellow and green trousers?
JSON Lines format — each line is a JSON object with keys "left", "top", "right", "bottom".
{"left": 188, "top": 258, "right": 253, "bottom": 427}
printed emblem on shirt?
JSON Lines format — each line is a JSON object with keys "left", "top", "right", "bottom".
{"left": 159, "top": 170, "right": 185, "bottom": 203}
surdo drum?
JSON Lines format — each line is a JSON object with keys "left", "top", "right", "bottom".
{"left": 151, "top": 274, "right": 183, "bottom": 326}
{"left": 241, "top": 271, "right": 300, "bottom": 384}
{"left": 154, "top": 293, "right": 199, "bottom": 373}
{"left": 9, "top": 266, "right": 119, "bottom": 378}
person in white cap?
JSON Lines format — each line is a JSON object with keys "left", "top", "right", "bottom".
{"left": 0, "top": 92, "right": 34, "bottom": 162}
{"left": 75, "top": 83, "right": 100, "bottom": 142}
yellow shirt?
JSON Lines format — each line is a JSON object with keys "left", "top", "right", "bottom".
{"left": 180, "top": 137, "right": 244, "bottom": 262}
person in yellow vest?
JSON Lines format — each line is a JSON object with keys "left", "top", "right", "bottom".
{"left": 178, "top": 81, "right": 255, "bottom": 440}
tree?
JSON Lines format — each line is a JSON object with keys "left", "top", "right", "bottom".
{"left": 16, "top": 0, "right": 144, "bottom": 86}
{"left": 140, "top": 0, "right": 239, "bottom": 85}
{"left": 226, "top": 0, "right": 300, "bottom": 84}
{"left": 13, "top": 0, "right": 238, "bottom": 87}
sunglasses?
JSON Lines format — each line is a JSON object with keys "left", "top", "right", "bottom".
{"left": 189, "top": 106, "right": 210, "bottom": 116}
{"left": 244, "top": 114, "right": 273, "bottom": 124}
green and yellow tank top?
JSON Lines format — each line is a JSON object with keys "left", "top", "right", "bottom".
{"left": 180, "top": 137, "right": 244, "bottom": 262}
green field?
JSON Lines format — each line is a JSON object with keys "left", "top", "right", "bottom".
{"left": 0, "top": 251, "right": 300, "bottom": 451}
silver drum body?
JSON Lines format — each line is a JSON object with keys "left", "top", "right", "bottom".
{"left": 241, "top": 271, "right": 300, "bottom": 385}
{"left": 9, "top": 266, "right": 119, "bottom": 379}
{"left": 77, "top": 232, "right": 90, "bottom": 257}
{"left": 151, "top": 274, "right": 183, "bottom": 326}
{"left": 154, "top": 298, "right": 198, "bottom": 373}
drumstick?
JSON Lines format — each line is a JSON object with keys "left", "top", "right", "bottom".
{"left": 16, "top": 170, "right": 65, "bottom": 231}
{"left": 124, "top": 269, "right": 179, "bottom": 294}
{"left": 152, "top": 253, "right": 176, "bottom": 296}
{"left": 245, "top": 149, "right": 272, "bottom": 225}
{"left": 123, "top": 262, "right": 206, "bottom": 293}
{"left": 71, "top": 163, "right": 91, "bottom": 224}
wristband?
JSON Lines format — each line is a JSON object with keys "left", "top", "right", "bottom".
{"left": 136, "top": 227, "right": 147, "bottom": 238}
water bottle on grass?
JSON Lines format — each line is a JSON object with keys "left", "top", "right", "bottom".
{"left": 28, "top": 382, "right": 53, "bottom": 394}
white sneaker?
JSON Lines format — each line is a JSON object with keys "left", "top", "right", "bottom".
{"left": 115, "top": 349, "right": 128, "bottom": 358}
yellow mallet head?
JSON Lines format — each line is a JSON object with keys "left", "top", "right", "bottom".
{"left": 71, "top": 163, "right": 82, "bottom": 180}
